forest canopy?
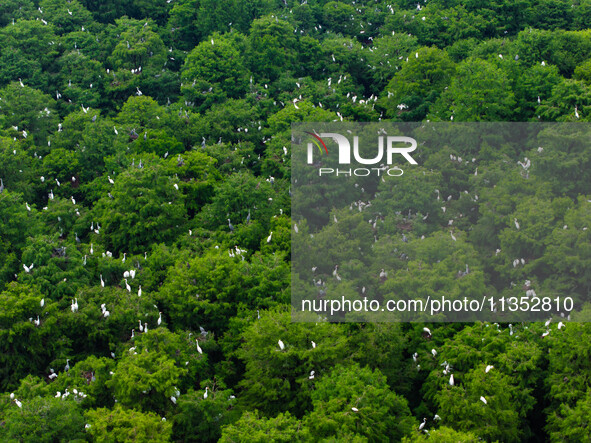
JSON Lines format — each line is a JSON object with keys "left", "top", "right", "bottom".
{"left": 1, "top": 0, "right": 591, "bottom": 442}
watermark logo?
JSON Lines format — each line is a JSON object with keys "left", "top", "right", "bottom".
{"left": 305, "top": 131, "right": 418, "bottom": 176}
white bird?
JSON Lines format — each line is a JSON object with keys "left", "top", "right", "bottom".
{"left": 108, "top": 176, "right": 114, "bottom": 184}
{"left": 480, "top": 396, "right": 487, "bottom": 405}
{"left": 433, "top": 414, "right": 441, "bottom": 421}
{"left": 423, "top": 327, "right": 431, "bottom": 336}
{"left": 138, "top": 286, "right": 142, "bottom": 297}
{"left": 311, "top": 341, "right": 316, "bottom": 349}
{"left": 204, "top": 387, "right": 209, "bottom": 399}
{"left": 558, "top": 322, "right": 564, "bottom": 330}
{"left": 25, "top": 202, "right": 31, "bottom": 212}
{"left": 514, "top": 218, "right": 520, "bottom": 229}
{"left": 267, "top": 232, "right": 273, "bottom": 243}
{"left": 431, "top": 349, "right": 437, "bottom": 357}
{"left": 351, "top": 407, "right": 359, "bottom": 412}
{"left": 485, "top": 365, "right": 494, "bottom": 373}
{"left": 125, "top": 279, "right": 131, "bottom": 292}
{"left": 450, "top": 232, "right": 456, "bottom": 241}
{"left": 23, "top": 263, "right": 34, "bottom": 273}
{"left": 449, "top": 374, "right": 454, "bottom": 386}
{"left": 173, "top": 183, "right": 179, "bottom": 190}
{"left": 113, "top": 126, "right": 118, "bottom": 135}
{"left": 196, "top": 339, "right": 202, "bottom": 354}
{"left": 40, "top": 298, "right": 44, "bottom": 307}
{"left": 157, "top": 312, "right": 162, "bottom": 326}
{"left": 67, "top": 9, "right": 72, "bottom": 15}
{"left": 419, "top": 418, "right": 427, "bottom": 430}
{"left": 14, "top": 399, "right": 22, "bottom": 408}
{"left": 100, "top": 274, "right": 105, "bottom": 287}
{"left": 278, "top": 339, "right": 285, "bottom": 350}
{"left": 575, "top": 105, "right": 580, "bottom": 119}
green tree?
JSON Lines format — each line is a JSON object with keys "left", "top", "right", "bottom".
{"left": 85, "top": 404, "right": 172, "bottom": 442}
{"left": 0, "top": 282, "right": 61, "bottom": 390}
{"left": 219, "top": 411, "right": 310, "bottom": 442}
{"left": 247, "top": 16, "right": 297, "bottom": 82}
{"left": 0, "top": 83, "right": 58, "bottom": 146}
{"left": 381, "top": 47, "right": 456, "bottom": 121}
{"left": 92, "top": 163, "right": 187, "bottom": 255}
{"left": 0, "top": 396, "right": 86, "bottom": 442}
{"left": 430, "top": 57, "right": 516, "bottom": 121}
{"left": 305, "top": 363, "right": 416, "bottom": 441}
{"left": 181, "top": 32, "right": 250, "bottom": 111}
{"left": 172, "top": 386, "right": 239, "bottom": 442}
{"left": 107, "top": 349, "right": 186, "bottom": 413}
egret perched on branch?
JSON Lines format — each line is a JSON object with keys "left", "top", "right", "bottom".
{"left": 419, "top": 418, "right": 427, "bottom": 431}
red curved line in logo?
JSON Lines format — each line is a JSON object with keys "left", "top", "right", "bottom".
{"left": 304, "top": 131, "right": 328, "bottom": 154}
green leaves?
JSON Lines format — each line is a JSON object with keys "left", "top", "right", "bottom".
{"left": 85, "top": 404, "right": 172, "bottom": 442}
{"left": 306, "top": 364, "right": 415, "bottom": 442}
{"left": 93, "top": 163, "right": 187, "bottom": 254}
{"left": 181, "top": 32, "right": 250, "bottom": 111}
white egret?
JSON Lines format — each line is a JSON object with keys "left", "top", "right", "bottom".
{"left": 419, "top": 418, "right": 427, "bottom": 430}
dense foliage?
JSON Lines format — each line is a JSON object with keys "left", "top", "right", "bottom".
{"left": 1, "top": 0, "right": 590, "bottom": 441}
